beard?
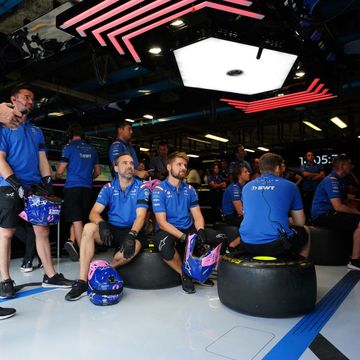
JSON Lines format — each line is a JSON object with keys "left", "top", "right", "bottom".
{"left": 120, "top": 169, "right": 134, "bottom": 180}
{"left": 170, "top": 169, "right": 186, "bottom": 180}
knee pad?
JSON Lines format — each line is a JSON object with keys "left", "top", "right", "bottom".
{"left": 155, "top": 232, "right": 176, "bottom": 261}
{"left": 205, "top": 228, "right": 228, "bottom": 255}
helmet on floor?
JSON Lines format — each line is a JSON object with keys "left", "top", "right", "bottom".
{"left": 87, "top": 260, "right": 124, "bottom": 306}
{"left": 182, "top": 233, "right": 222, "bottom": 283}
{"left": 18, "top": 194, "right": 62, "bottom": 225}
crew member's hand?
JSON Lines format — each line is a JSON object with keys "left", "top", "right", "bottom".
{"left": 6, "top": 174, "right": 26, "bottom": 199}
{"left": 122, "top": 231, "right": 137, "bottom": 259}
{"left": 0, "top": 103, "right": 22, "bottom": 128}
{"left": 98, "top": 221, "right": 113, "bottom": 247}
{"left": 197, "top": 228, "right": 207, "bottom": 245}
{"left": 41, "top": 176, "right": 55, "bottom": 195}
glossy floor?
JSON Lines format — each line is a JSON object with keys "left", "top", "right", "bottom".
{"left": 0, "top": 256, "right": 359, "bottom": 360}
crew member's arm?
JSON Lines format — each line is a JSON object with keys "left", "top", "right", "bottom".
{"left": 155, "top": 212, "right": 184, "bottom": 239}
{"left": 89, "top": 202, "right": 106, "bottom": 224}
{"left": 55, "top": 162, "right": 67, "bottom": 179}
{"left": 93, "top": 164, "right": 101, "bottom": 179}
{"left": 312, "top": 170, "right": 326, "bottom": 181}
{"left": 38, "top": 151, "right": 52, "bottom": 178}
{"left": 0, "top": 103, "right": 21, "bottom": 128}
{"left": 134, "top": 168, "right": 149, "bottom": 179}
{"left": 190, "top": 206, "right": 205, "bottom": 231}
{"left": 232, "top": 200, "right": 243, "bottom": 216}
{"left": 0, "top": 151, "right": 15, "bottom": 179}
{"left": 131, "top": 207, "right": 147, "bottom": 234}
{"left": 295, "top": 174, "right": 303, "bottom": 186}
{"left": 330, "top": 198, "right": 360, "bottom": 215}
{"left": 290, "top": 210, "right": 306, "bottom": 227}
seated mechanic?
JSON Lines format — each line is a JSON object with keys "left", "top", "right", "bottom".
{"left": 152, "top": 151, "right": 226, "bottom": 294}
{"left": 240, "top": 153, "right": 310, "bottom": 258}
{"left": 65, "top": 152, "right": 149, "bottom": 301}
{"left": 311, "top": 155, "right": 360, "bottom": 270}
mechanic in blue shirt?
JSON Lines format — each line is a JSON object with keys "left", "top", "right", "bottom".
{"left": 0, "top": 86, "right": 73, "bottom": 304}
{"left": 55, "top": 123, "right": 101, "bottom": 261}
{"left": 228, "top": 144, "right": 252, "bottom": 176}
{"left": 311, "top": 155, "right": 360, "bottom": 270}
{"left": 300, "top": 151, "right": 325, "bottom": 218}
{"left": 109, "top": 121, "right": 149, "bottom": 179}
{"left": 222, "top": 164, "right": 250, "bottom": 250}
{"left": 152, "top": 151, "right": 226, "bottom": 294}
{"left": 65, "top": 152, "right": 149, "bottom": 301}
{"left": 240, "top": 153, "right": 309, "bottom": 257}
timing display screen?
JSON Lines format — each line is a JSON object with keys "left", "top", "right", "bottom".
{"left": 298, "top": 153, "right": 338, "bottom": 166}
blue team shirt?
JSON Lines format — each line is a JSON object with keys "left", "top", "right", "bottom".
{"left": 300, "top": 162, "right": 324, "bottom": 192}
{"left": 152, "top": 179, "right": 199, "bottom": 230}
{"left": 0, "top": 120, "right": 46, "bottom": 186}
{"left": 311, "top": 171, "right": 347, "bottom": 220}
{"left": 96, "top": 178, "right": 149, "bottom": 227}
{"left": 240, "top": 174, "right": 304, "bottom": 245}
{"left": 222, "top": 182, "right": 243, "bottom": 216}
{"left": 208, "top": 175, "right": 225, "bottom": 187}
{"left": 61, "top": 139, "right": 99, "bottom": 188}
{"left": 109, "top": 138, "right": 139, "bottom": 170}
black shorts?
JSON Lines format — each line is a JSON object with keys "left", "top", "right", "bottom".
{"left": 224, "top": 212, "right": 243, "bottom": 227}
{"left": 63, "top": 187, "right": 93, "bottom": 223}
{"left": 0, "top": 187, "right": 24, "bottom": 228}
{"left": 313, "top": 211, "right": 360, "bottom": 233}
{"left": 109, "top": 224, "right": 147, "bottom": 250}
{"left": 242, "top": 226, "right": 308, "bottom": 257}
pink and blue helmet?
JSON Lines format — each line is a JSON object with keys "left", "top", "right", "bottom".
{"left": 87, "top": 260, "right": 124, "bottom": 306}
{"left": 182, "top": 233, "right": 222, "bottom": 283}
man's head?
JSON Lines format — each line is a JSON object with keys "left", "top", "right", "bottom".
{"left": 67, "top": 123, "right": 84, "bottom": 140}
{"left": 233, "top": 144, "right": 246, "bottom": 161}
{"left": 232, "top": 164, "right": 250, "bottom": 183}
{"left": 10, "top": 86, "right": 34, "bottom": 115}
{"left": 114, "top": 152, "right": 134, "bottom": 181}
{"left": 116, "top": 121, "right": 133, "bottom": 142}
{"left": 158, "top": 141, "right": 168, "bottom": 158}
{"left": 333, "top": 155, "right": 353, "bottom": 177}
{"left": 305, "top": 151, "right": 315, "bottom": 164}
{"left": 167, "top": 151, "right": 189, "bottom": 180}
{"left": 220, "top": 159, "right": 228, "bottom": 170}
{"left": 259, "top": 153, "right": 284, "bottom": 176}
{"left": 213, "top": 163, "right": 220, "bottom": 175}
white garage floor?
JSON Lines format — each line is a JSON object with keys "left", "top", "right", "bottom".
{"left": 1, "top": 255, "right": 359, "bottom": 360}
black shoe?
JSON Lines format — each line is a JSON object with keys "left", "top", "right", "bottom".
{"left": 194, "top": 278, "right": 214, "bottom": 287}
{"left": 347, "top": 258, "right": 360, "bottom": 271}
{"left": 0, "top": 279, "right": 16, "bottom": 299}
{"left": 0, "top": 306, "right": 16, "bottom": 320}
{"left": 20, "top": 260, "right": 33, "bottom": 273}
{"left": 42, "top": 273, "right": 74, "bottom": 288}
{"left": 65, "top": 280, "right": 88, "bottom": 301}
{"left": 64, "top": 241, "right": 79, "bottom": 262}
{"left": 181, "top": 274, "right": 195, "bottom": 294}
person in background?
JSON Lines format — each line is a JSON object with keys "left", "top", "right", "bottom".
{"left": 55, "top": 124, "right": 101, "bottom": 261}
{"left": 281, "top": 161, "right": 302, "bottom": 186}
{"left": 250, "top": 158, "right": 261, "bottom": 180}
{"left": 300, "top": 151, "right": 325, "bottom": 218}
{"left": 208, "top": 163, "right": 226, "bottom": 222}
{"left": 109, "top": 121, "right": 149, "bottom": 179}
{"left": 311, "top": 155, "right": 360, "bottom": 270}
{"left": 220, "top": 159, "right": 230, "bottom": 184}
{"left": 185, "top": 160, "right": 202, "bottom": 188}
{"left": 229, "top": 144, "right": 252, "bottom": 175}
{"left": 149, "top": 141, "right": 169, "bottom": 180}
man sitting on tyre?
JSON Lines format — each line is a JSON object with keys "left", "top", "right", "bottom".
{"left": 65, "top": 152, "right": 149, "bottom": 301}
{"left": 240, "top": 153, "right": 310, "bottom": 257}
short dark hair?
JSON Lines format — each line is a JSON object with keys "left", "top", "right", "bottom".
{"left": 233, "top": 144, "right": 245, "bottom": 154}
{"left": 259, "top": 153, "right": 284, "bottom": 174}
{"left": 10, "top": 85, "right": 34, "bottom": 97}
{"left": 68, "top": 123, "right": 84, "bottom": 138}
{"left": 116, "top": 121, "right": 132, "bottom": 130}
{"left": 231, "top": 164, "right": 247, "bottom": 182}
{"left": 158, "top": 141, "right": 168, "bottom": 148}
{"left": 333, "top": 154, "right": 351, "bottom": 168}
{"left": 114, "top": 152, "right": 132, "bottom": 165}
{"left": 167, "top": 151, "right": 189, "bottom": 165}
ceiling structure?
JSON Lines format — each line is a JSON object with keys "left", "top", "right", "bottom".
{"left": 0, "top": 0, "right": 359, "bottom": 159}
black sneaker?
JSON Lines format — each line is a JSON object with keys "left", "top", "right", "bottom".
{"left": 0, "top": 306, "right": 16, "bottom": 320}
{"left": 347, "top": 258, "right": 360, "bottom": 271}
{"left": 65, "top": 280, "right": 88, "bottom": 301}
{"left": 194, "top": 278, "right": 215, "bottom": 287}
{"left": 42, "top": 273, "right": 74, "bottom": 288}
{"left": 64, "top": 241, "right": 79, "bottom": 262}
{"left": 181, "top": 274, "right": 195, "bottom": 294}
{"left": 20, "top": 260, "right": 33, "bottom": 273}
{"left": 0, "top": 279, "right": 16, "bottom": 299}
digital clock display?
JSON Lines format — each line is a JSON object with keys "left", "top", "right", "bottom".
{"left": 299, "top": 154, "right": 338, "bottom": 166}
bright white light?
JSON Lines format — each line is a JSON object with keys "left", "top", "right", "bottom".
{"left": 257, "top": 146, "right": 270, "bottom": 152}
{"left": 205, "top": 134, "right": 229, "bottom": 143}
{"left": 244, "top": 148, "right": 255, "bottom": 153}
{"left": 174, "top": 37, "right": 297, "bottom": 95}
{"left": 303, "top": 121, "right": 322, "bottom": 132}
{"left": 137, "top": 89, "right": 151, "bottom": 94}
{"left": 125, "top": 118, "right": 134, "bottom": 123}
{"left": 330, "top": 116, "right": 347, "bottom": 129}
{"left": 187, "top": 137, "right": 211, "bottom": 144}
{"left": 295, "top": 70, "right": 306, "bottom": 77}
{"left": 187, "top": 154, "right": 199, "bottom": 158}
{"left": 170, "top": 19, "right": 184, "bottom": 27}
{"left": 148, "top": 47, "right": 162, "bottom": 55}
{"left": 140, "top": 147, "right": 149, "bottom": 152}
{"left": 143, "top": 114, "right": 153, "bottom": 119}
{"left": 48, "top": 112, "right": 64, "bottom": 117}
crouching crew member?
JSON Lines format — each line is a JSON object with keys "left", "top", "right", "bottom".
{"left": 152, "top": 152, "right": 226, "bottom": 294}
{"left": 240, "top": 153, "right": 310, "bottom": 258}
{"left": 65, "top": 152, "right": 149, "bottom": 301}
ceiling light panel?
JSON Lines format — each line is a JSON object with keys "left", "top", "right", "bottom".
{"left": 174, "top": 37, "right": 297, "bottom": 95}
